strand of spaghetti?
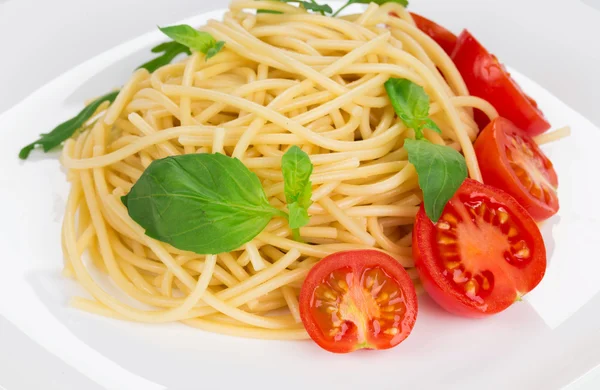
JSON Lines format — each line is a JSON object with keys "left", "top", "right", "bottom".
{"left": 534, "top": 126, "right": 571, "bottom": 145}
{"left": 162, "top": 85, "right": 405, "bottom": 152}
{"left": 104, "top": 68, "right": 149, "bottom": 125}
{"left": 318, "top": 197, "right": 376, "bottom": 246}
{"left": 230, "top": 33, "right": 390, "bottom": 157}
{"left": 63, "top": 126, "right": 217, "bottom": 169}
{"left": 430, "top": 96, "right": 499, "bottom": 121}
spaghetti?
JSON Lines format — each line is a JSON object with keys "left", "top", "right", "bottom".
{"left": 60, "top": 0, "right": 498, "bottom": 339}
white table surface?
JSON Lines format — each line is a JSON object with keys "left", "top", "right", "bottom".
{"left": 1, "top": 0, "right": 599, "bottom": 389}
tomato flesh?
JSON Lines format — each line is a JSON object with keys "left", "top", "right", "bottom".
{"left": 475, "top": 117, "right": 559, "bottom": 220}
{"left": 451, "top": 30, "right": 551, "bottom": 136}
{"left": 300, "top": 250, "right": 418, "bottom": 353}
{"left": 413, "top": 179, "right": 546, "bottom": 317}
{"left": 410, "top": 13, "right": 457, "bottom": 55}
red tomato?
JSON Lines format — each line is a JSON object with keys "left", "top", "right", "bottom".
{"left": 475, "top": 117, "right": 559, "bottom": 221}
{"left": 410, "top": 13, "right": 457, "bottom": 55}
{"left": 451, "top": 30, "right": 551, "bottom": 136}
{"left": 413, "top": 179, "right": 546, "bottom": 317}
{"left": 299, "top": 250, "right": 418, "bottom": 353}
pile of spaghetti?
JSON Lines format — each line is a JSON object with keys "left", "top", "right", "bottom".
{"left": 60, "top": 0, "right": 496, "bottom": 339}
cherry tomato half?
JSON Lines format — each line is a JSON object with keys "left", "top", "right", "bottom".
{"left": 299, "top": 250, "right": 418, "bottom": 353}
{"left": 410, "top": 13, "right": 457, "bottom": 55}
{"left": 451, "top": 30, "right": 551, "bottom": 136}
{"left": 475, "top": 117, "right": 559, "bottom": 221}
{"left": 413, "top": 179, "right": 546, "bottom": 317}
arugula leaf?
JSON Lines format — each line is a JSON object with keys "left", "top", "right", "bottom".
{"left": 256, "top": 9, "right": 284, "bottom": 14}
{"left": 281, "top": 146, "right": 314, "bottom": 236}
{"left": 138, "top": 41, "right": 191, "bottom": 73}
{"left": 124, "top": 153, "right": 286, "bottom": 255}
{"left": 297, "top": 0, "right": 333, "bottom": 14}
{"left": 384, "top": 78, "right": 441, "bottom": 139}
{"left": 158, "top": 25, "right": 225, "bottom": 60}
{"left": 19, "top": 90, "right": 119, "bottom": 160}
{"left": 333, "top": 0, "right": 408, "bottom": 17}
{"left": 404, "top": 139, "right": 467, "bottom": 223}
{"left": 261, "top": 0, "right": 332, "bottom": 15}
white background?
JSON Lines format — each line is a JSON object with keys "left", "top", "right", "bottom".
{"left": 1, "top": 0, "right": 599, "bottom": 389}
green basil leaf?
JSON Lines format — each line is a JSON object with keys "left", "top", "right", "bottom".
{"left": 384, "top": 77, "right": 440, "bottom": 140}
{"left": 138, "top": 41, "right": 191, "bottom": 73}
{"left": 404, "top": 139, "right": 467, "bottom": 223}
{"left": 288, "top": 202, "right": 310, "bottom": 229}
{"left": 158, "top": 25, "right": 225, "bottom": 59}
{"left": 281, "top": 145, "right": 314, "bottom": 229}
{"left": 19, "top": 90, "right": 119, "bottom": 160}
{"left": 124, "top": 153, "right": 283, "bottom": 254}
{"left": 205, "top": 40, "right": 226, "bottom": 60}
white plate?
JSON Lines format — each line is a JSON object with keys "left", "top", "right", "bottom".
{"left": 1, "top": 6, "right": 599, "bottom": 390}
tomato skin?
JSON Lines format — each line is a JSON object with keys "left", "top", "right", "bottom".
{"left": 451, "top": 30, "right": 551, "bottom": 136}
{"left": 410, "top": 13, "right": 457, "bottom": 55}
{"left": 299, "top": 250, "right": 418, "bottom": 354}
{"left": 413, "top": 179, "right": 546, "bottom": 318}
{"left": 475, "top": 117, "right": 559, "bottom": 221}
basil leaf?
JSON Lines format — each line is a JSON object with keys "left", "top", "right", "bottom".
{"left": 124, "top": 153, "right": 284, "bottom": 254}
{"left": 281, "top": 146, "right": 313, "bottom": 231}
{"left": 288, "top": 202, "right": 310, "bottom": 230}
{"left": 333, "top": 0, "right": 408, "bottom": 16}
{"left": 404, "top": 139, "right": 467, "bottom": 223}
{"left": 19, "top": 90, "right": 119, "bottom": 160}
{"left": 205, "top": 40, "right": 225, "bottom": 60}
{"left": 158, "top": 25, "right": 225, "bottom": 59}
{"left": 138, "top": 41, "right": 191, "bottom": 73}
{"left": 384, "top": 77, "right": 441, "bottom": 140}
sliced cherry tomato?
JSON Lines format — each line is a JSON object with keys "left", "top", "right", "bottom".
{"left": 413, "top": 179, "right": 546, "bottom": 318}
{"left": 410, "top": 13, "right": 457, "bottom": 55}
{"left": 299, "top": 250, "right": 418, "bottom": 353}
{"left": 475, "top": 117, "right": 559, "bottom": 221}
{"left": 451, "top": 30, "right": 551, "bottom": 136}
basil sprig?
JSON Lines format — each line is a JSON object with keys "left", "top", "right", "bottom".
{"left": 124, "top": 148, "right": 314, "bottom": 255}
{"left": 19, "top": 91, "right": 119, "bottom": 160}
{"left": 281, "top": 146, "right": 313, "bottom": 239}
{"left": 384, "top": 78, "right": 441, "bottom": 139}
{"left": 123, "top": 153, "right": 286, "bottom": 254}
{"left": 158, "top": 25, "right": 225, "bottom": 60}
{"left": 404, "top": 140, "right": 467, "bottom": 222}
{"left": 385, "top": 77, "right": 467, "bottom": 223}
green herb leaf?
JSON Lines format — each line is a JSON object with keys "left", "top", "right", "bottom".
{"left": 333, "top": 0, "right": 408, "bottom": 17}
{"left": 256, "top": 9, "right": 284, "bottom": 14}
{"left": 384, "top": 78, "right": 441, "bottom": 140}
{"left": 158, "top": 24, "right": 225, "bottom": 59}
{"left": 281, "top": 146, "right": 314, "bottom": 231}
{"left": 124, "top": 153, "right": 284, "bottom": 255}
{"left": 138, "top": 41, "right": 191, "bottom": 73}
{"left": 265, "top": 0, "right": 332, "bottom": 15}
{"left": 404, "top": 139, "right": 467, "bottom": 223}
{"left": 297, "top": 0, "right": 333, "bottom": 14}
{"left": 19, "top": 90, "right": 119, "bottom": 160}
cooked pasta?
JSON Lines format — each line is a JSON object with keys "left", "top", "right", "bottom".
{"left": 59, "top": 0, "right": 499, "bottom": 339}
